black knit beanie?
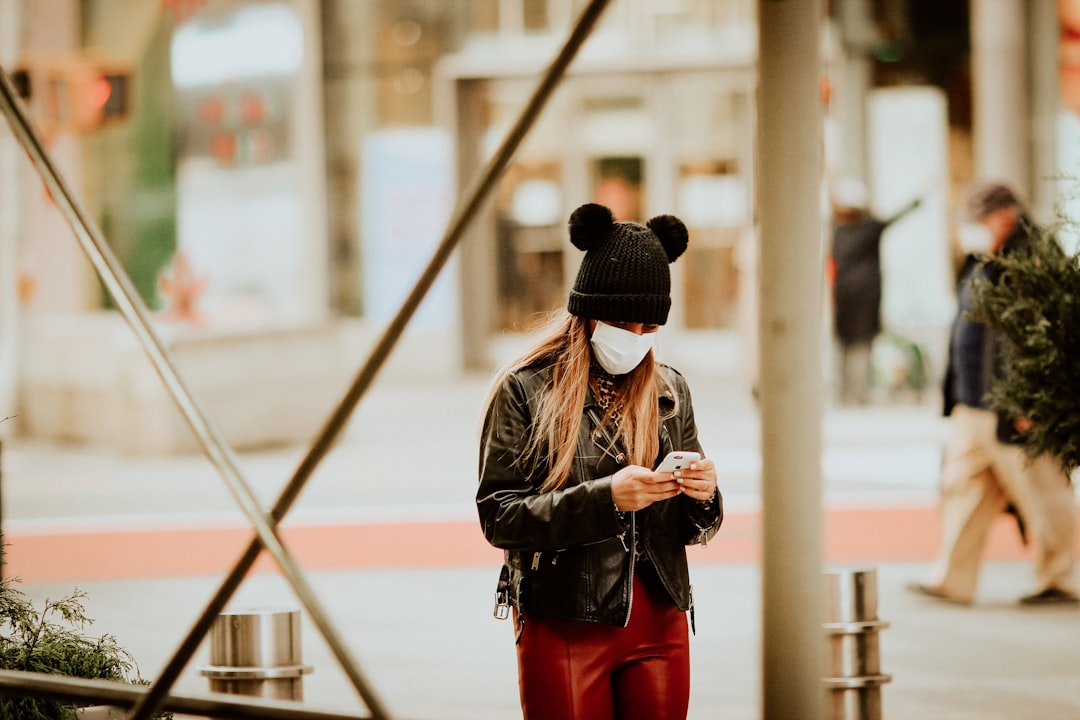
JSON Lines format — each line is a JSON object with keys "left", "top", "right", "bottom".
{"left": 566, "top": 203, "right": 689, "bottom": 325}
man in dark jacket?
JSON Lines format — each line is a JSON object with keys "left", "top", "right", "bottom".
{"left": 908, "top": 182, "right": 1077, "bottom": 606}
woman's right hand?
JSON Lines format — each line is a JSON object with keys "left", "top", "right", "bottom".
{"left": 611, "top": 464, "right": 682, "bottom": 512}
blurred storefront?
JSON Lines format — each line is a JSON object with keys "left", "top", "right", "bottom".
{"left": 2, "top": 0, "right": 1079, "bottom": 450}
{"left": 2, "top": 0, "right": 762, "bottom": 451}
{"left": 436, "top": 4, "right": 756, "bottom": 367}
{"left": 2, "top": 0, "right": 343, "bottom": 452}
{"left": 322, "top": 0, "right": 758, "bottom": 370}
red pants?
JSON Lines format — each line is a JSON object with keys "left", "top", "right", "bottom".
{"left": 515, "top": 569, "right": 691, "bottom": 720}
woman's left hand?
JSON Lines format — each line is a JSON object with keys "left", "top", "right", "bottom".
{"left": 662, "top": 457, "right": 718, "bottom": 502}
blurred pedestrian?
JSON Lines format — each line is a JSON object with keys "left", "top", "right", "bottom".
{"left": 829, "top": 178, "right": 921, "bottom": 405}
{"left": 476, "top": 202, "right": 723, "bottom": 719}
{"left": 908, "top": 182, "right": 1078, "bottom": 606}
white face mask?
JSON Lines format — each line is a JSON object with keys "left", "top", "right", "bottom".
{"left": 957, "top": 222, "right": 994, "bottom": 255}
{"left": 590, "top": 322, "right": 656, "bottom": 375}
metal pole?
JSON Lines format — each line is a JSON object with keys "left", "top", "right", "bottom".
{"left": 0, "top": 437, "right": 3, "bottom": 585}
{"left": 757, "top": 1, "right": 826, "bottom": 719}
{"left": 0, "top": 669, "right": 367, "bottom": 720}
{"left": 0, "top": 0, "right": 20, "bottom": 442}
{"left": 0, "top": 4, "right": 22, "bottom": 575}
{"left": 130, "top": 1, "right": 612, "bottom": 718}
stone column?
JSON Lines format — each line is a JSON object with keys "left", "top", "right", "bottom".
{"left": 833, "top": 0, "right": 874, "bottom": 182}
{"left": 0, "top": 0, "right": 21, "bottom": 428}
{"left": 1029, "top": 0, "right": 1060, "bottom": 220}
{"left": 319, "top": 0, "right": 378, "bottom": 316}
{"left": 757, "top": 1, "right": 826, "bottom": 718}
{"left": 970, "top": 0, "right": 1028, "bottom": 190}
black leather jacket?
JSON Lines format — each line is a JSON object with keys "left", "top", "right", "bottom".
{"left": 477, "top": 360, "right": 723, "bottom": 628}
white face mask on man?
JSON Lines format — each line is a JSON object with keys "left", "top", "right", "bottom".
{"left": 590, "top": 322, "right": 656, "bottom": 375}
{"left": 957, "top": 221, "right": 994, "bottom": 255}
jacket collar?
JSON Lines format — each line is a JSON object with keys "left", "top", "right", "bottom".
{"left": 582, "top": 365, "right": 677, "bottom": 411}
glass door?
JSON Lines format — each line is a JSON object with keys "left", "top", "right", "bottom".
{"left": 669, "top": 76, "right": 754, "bottom": 329}
{"left": 482, "top": 80, "right": 571, "bottom": 332}
{"left": 456, "top": 69, "right": 755, "bottom": 354}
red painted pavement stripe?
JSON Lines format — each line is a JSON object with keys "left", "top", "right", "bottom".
{"left": 6, "top": 505, "right": 1076, "bottom": 585}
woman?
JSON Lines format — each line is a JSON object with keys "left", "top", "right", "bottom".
{"left": 477, "top": 202, "right": 723, "bottom": 720}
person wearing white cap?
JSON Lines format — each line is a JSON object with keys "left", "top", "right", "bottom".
{"left": 829, "top": 178, "right": 921, "bottom": 405}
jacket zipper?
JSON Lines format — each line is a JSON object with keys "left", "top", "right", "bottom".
{"left": 623, "top": 511, "right": 636, "bottom": 627}
{"left": 529, "top": 548, "right": 568, "bottom": 569}
{"left": 689, "top": 584, "right": 696, "bottom": 635}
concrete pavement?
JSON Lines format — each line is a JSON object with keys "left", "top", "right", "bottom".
{"left": 20, "top": 562, "right": 1079, "bottom": 720}
{"left": 2, "top": 332, "right": 1079, "bottom": 718}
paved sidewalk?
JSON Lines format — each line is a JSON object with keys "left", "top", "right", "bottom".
{"left": 17, "top": 562, "right": 1080, "bottom": 720}
{"left": 2, "top": 335, "right": 1079, "bottom": 718}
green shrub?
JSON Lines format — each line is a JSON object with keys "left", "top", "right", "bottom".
{"left": 0, "top": 573, "right": 171, "bottom": 719}
{"left": 971, "top": 223, "right": 1080, "bottom": 471}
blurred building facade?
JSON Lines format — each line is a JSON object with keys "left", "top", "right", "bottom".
{"left": 0, "top": 0, "right": 1072, "bottom": 451}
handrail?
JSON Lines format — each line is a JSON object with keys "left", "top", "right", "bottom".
{"left": 0, "top": 670, "right": 369, "bottom": 720}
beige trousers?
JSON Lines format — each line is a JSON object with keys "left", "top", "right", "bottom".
{"left": 926, "top": 405, "right": 1077, "bottom": 602}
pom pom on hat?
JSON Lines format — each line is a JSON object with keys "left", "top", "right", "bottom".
{"left": 569, "top": 203, "right": 616, "bottom": 251}
{"left": 646, "top": 214, "right": 689, "bottom": 262}
{"left": 566, "top": 203, "right": 689, "bottom": 325}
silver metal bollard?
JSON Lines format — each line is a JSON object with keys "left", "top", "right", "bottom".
{"left": 199, "top": 607, "right": 313, "bottom": 700}
{"left": 823, "top": 567, "right": 892, "bottom": 720}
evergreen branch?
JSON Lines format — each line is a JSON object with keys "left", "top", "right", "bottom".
{"left": 971, "top": 224, "right": 1080, "bottom": 471}
{"left": 0, "top": 539, "right": 172, "bottom": 718}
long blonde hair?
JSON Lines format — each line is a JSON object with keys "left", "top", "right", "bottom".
{"left": 485, "top": 311, "right": 675, "bottom": 492}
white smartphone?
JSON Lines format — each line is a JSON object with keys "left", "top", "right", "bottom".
{"left": 655, "top": 451, "right": 702, "bottom": 472}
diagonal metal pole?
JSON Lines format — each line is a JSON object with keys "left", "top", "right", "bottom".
{"left": 0, "top": 669, "right": 369, "bottom": 719}
{"left": 0, "top": 70, "right": 375, "bottom": 716}
{"left": 128, "top": 0, "right": 612, "bottom": 718}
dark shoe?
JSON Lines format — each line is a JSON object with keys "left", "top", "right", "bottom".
{"left": 1018, "top": 587, "right": 1079, "bottom": 606}
{"left": 905, "top": 582, "right": 971, "bottom": 605}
